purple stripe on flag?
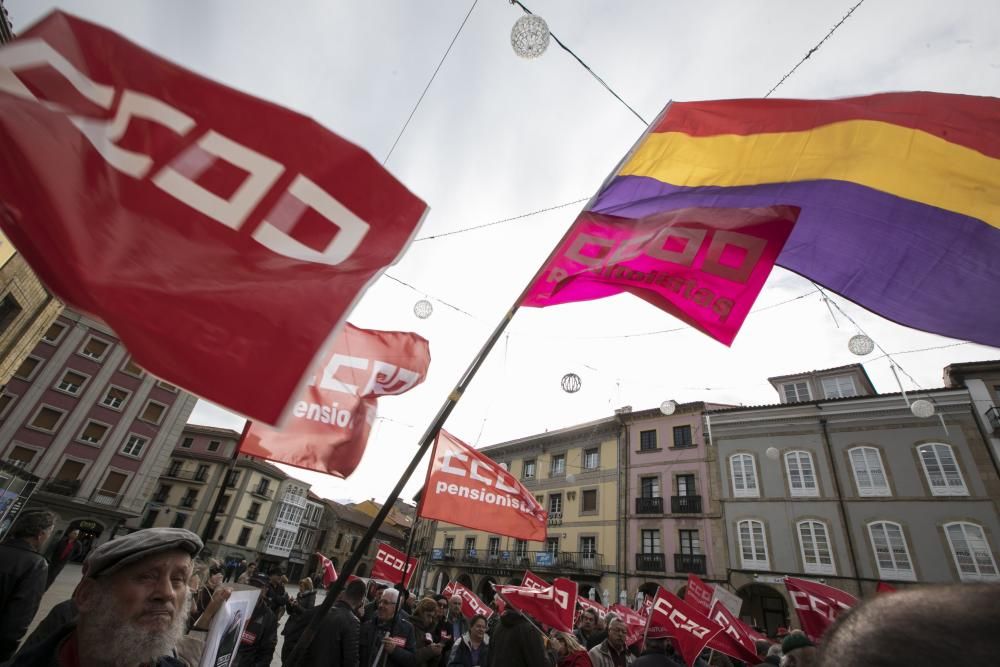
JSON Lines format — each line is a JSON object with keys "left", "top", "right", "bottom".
{"left": 592, "top": 176, "right": 1000, "bottom": 346}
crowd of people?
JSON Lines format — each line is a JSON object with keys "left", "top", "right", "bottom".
{"left": 1, "top": 513, "right": 998, "bottom": 667}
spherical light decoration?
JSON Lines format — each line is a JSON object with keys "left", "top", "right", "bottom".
{"left": 413, "top": 299, "right": 433, "bottom": 319}
{"left": 511, "top": 15, "right": 550, "bottom": 59}
{"left": 561, "top": 372, "right": 582, "bottom": 393}
{"left": 659, "top": 400, "right": 677, "bottom": 416}
{"left": 765, "top": 446, "right": 780, "bottom": 461}
{"left": 910, "top": 399, "right": 936, "bottom": 418}
{"left": 848, "top": 334, "right": 875, "bottom": 356}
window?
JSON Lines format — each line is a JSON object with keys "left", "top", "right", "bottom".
{"left": 464, "top": 536, "right": 476, "bottom": 552}
{"left": 679, "top": 529, "right": 701, "bottom": 555}
{"left": 42, "top": 321, "right": 66, "bottom": 344}
{"left": 640, "top": 476, "right": 660, "bottom": 498}
{"left": 549, "top": 493, "right": 563, "bottom": 515}
{"left": 247, "top": 502, "right": 261, "bottom": 522}
{"left": 8, "top": 445, "right": 37, "bottom": 468}
{"left": 821, "top": 375, "right": 857, "bottom": 399}
{"left": 225, "top": 470, "right": 240, "bottom": 487}
{"left": 546, "top": 537, "right": 559, "bottom": 555}
{"left": 14, "top": 356, "right": 42, "bottom": 380}
{"left": 798, "top": 521, "right": 835, "bottom": 575}
{"left": 157, "top": 380, "right": 178, "bottom": 392}
{"left": 101, "top": 386, "right": 130, "bottom": 409}
{"left": 488, "top": 537, "right": 500, "bottom": 556}
{"left": 56, "top": 370, "right": 88, "bottom": 395}
{"left": 849, "top": 447, "right": 890, "bottom": 496}
{"left": 673, "top": 425, "right": 694, "bottom": 448}
{"left": 782, "top": 381, "right": 810, "bottom": 403}
{"left": 443, "top": 537, "right": 454, "bottom": 555}
{"left": 0, "top": 392, "right": 15, "bottom": 418}
{"left": 737, "top": 519, "right": 769, "bottom": 569}
{"left": 550, "top": 454, "right": 566, "bottom": 476}
{"left": 208, "top": 440, "right": 221, "bottom": 452}
{"left": 514, "top": 539, "right": 527, "bottom": 559}
{"left": 196, "top": 464, "right": 209, "bottom": 481}
{"left": 641, "top": 529, "right": 661, "bottom": 554}
{"left": 580, "top": 536, "right": 597, "bottom": 556}
{"left": 237, "top": 527, "right": 252, "bottom": 546}
{"left": 677, "top": 474, "right": 696, "bottom": 496}
{"left": 121, "top": 357, "right": 144, "bottom": 377}
{"left": 181, "top": 490, "right": 198, "bottom": 507}
{"left": 522, "top": 459, "right": 536, "bottom": 479}
{"left": 78, "top": 421, "right": 109, "bottom": 445}
{"left": 172, "top": 513, "right": 188, "bottom": 528}
{"left": 180, "top": 437, "right": 193, "bottom": 449}
{"left": 349, "top": 536, "right": 358, "bottom": 551}
{"left": 945, "top": 522, "right": 999, "bottom": 581}
{"left": 121, "top": 434, "right": 148, "bottom": 457}
{"left": 584, "top": 448, "right": 600, "bottom": 469}
{"left": 867, "top": 522, "right": 915, "bottom": 581}
{"left": 730, "top": 454, "right": 759, "bottom": 498}
{"left": 0, "top": 295, "right": 22, "bottom": 335}
{"left": 785, "top": 450, "right": 818, "bottom": 497}
{"left": 917, "top": 443, "right": 968, "bottom": 496}
{"left": 581, "top": 489, "right": 598, "bottom": 513}
{"left": 140, "top": 401, "right": 166, "bottom": 425}
{"left": 334, "top": 532, "right": 344, "bottom": 549}
{"left": 639, "top": 430, "right": 658, "bottom": 451}
{"left": 29, "top": 405, "right": 64, "bottom": 432}
{"left": 99, "top": 471, "right": 126, "bottom": 498}
{"left": 255, "top": 478, "right": 270, "bottom": 493}
{"left": 80, "top": 336, "right": 110, "bottom": 361}
{"left": 55, "top": 459, "right": 84, "bottom": 481}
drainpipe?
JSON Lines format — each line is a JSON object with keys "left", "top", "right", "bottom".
{"left": 818, "top": 413, "right": 863, "bottom": 595}
{"left": 615, "top": 412, "right": 630, "bottom": 603}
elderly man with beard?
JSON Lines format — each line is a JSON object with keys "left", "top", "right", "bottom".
{"left": 9, "top": 526, "right": 201, "bottom": 667}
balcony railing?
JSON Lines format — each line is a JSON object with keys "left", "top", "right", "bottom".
{"left": 671, "top": 495, "right": 702, "bottom": 514}
{"left": 987, "top": 406, "right": 1000, "bottom": 432}
{"left": 161, "top": 468, "right": 208, "bottom": 483}
{"left": 635, "top": 497, "right": 663, "bottom": 514}
{"left": 430, "top": 548, "right": 603, "bottom": 573}
{"left": 153, "top": 493, "right": 169, "bottom": 503}
{"left": 90, "top": 489, "right": 123, "bottom": 507}
{"left": 180, "top": 496, "right": 197, "bottom": 508}
{"left": 674, "top": 553, "right": 707, "bottom": 574}
{"left": 548, "top": 512, "right": 563, "bottom": 526}
{"left": 251, "top": 486, "right": 274, "bottom": 499}
{"left": 635, "top": 552, "right": 666, "bottom": 572}
{"left": 42, "top": 479, "right": 81, "bottom": 496}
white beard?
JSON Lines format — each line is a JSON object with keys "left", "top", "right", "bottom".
{"left": 78, "top": 587, "right": 189, "bottom": 666}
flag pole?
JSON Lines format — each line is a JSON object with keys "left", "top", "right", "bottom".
{"left": 200, "top": 420, "right": 252, "bottom": 552}
{"left": 286, "top": 106, "right": 664, "bottom": 667}
{"left": 387, "top": 516, "right": 419, "bottom": 638}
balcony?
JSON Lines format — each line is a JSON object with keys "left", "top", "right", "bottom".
{"left": 548, "top": 512, "right": 563, "bottom": 526}
{"left": 43, "top": 479, "right": 81, "bottom": 496}
{"left": 152, "top": 492, "right": 169, "bottom": 503}
{"left": 430, "top": 548, "right": 604, "bottom": 573}
{"left": 180, "top": 496, "right": 197, "bottom": 508}
{"left": 251, "top": 485, "right": 274, "bottom": 499}
{"left": 161, "top": 468, "right": 208, "bottom": 483}
{"left": 671, "top": 495, "right": 702, "bottom": 514}
{"left": 636, "top": 552, "right": 666, "bottom": 572}
{"left": 90, "top": 489, "right": 123, "bottom": 507}
{"left": 674, "top": 553, "right": 707, "bottom": 574}
{"left": 987, "top": 406, "right": 1000, "bottom": 432}
{"left": 635, "top": 497, "right": 663, "bottom": 514}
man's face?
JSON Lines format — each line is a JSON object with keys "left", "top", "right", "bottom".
{"left": 435, "top": 599, "right": 447, "bottom": 620}
{"left": 377, "top": 596, "right": 397, "bottom": 621}
{"left": 449, "top": 597, "right": 462, "bottom": 616}
{"left": 579, "top": 611, "right": 595, "bottom": 632}
{"left": 82, "top": 551, "right": 191, "bottom": 633}
{"left": 418, "top": 607, "right": 436, "bottom": 627}
{"left": 247, "top": 564, "right": 256, "bottom": 573}
{"left": 607, "top": 620, "right": 627, "bottom": 650}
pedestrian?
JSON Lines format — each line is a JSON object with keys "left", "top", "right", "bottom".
{"left": 194, "top": 565, "right": 225, "bottom": 624}
{"left": 552, "top": 631, "right": 593, "bottom": 666}
{"left": 6, "top": 525, "right": 199, "bottom": 667}
{"left": 237, "top": 573, "right": 280, "bottom": 667}
{"left": 574, "top": 609, "right": 602, "bottom": 650}
{"left": 0, "top": 509, "right": 55, "bottom": 661}
{"left": 223, "top": 558, "right": 237, "bottom": 582}
{"left": 778, "top": 632, "right": 816, "bottom": 667}
{"left": 293, "top": 577, "right": 317, "bottom": 610}
{"left": 410, "top": 597, "right": 445, "bottom": 666}
{"left": 448, "top": 614, "right": 490, "bottom": 667}
{"left": 264, "top": 568, "right": 291, "bottom": 620}
{"left": 282, "top": 577, "right": 366, "bottom": 667}
{"left": 359, "top": 588, "right": 416, "bottom": 667}
{"left": 753, "top": 641, "right": 781, "bottom": 667}
{"left": 588, "top": 617, "right": 634, "bottom": 667}
{"left": 484, "top": 608, "right": 548, "bottom": 667}
{"left": 631, "top": 637, "right": 683, "bottom": 667}
{"left": 442, "top": 594, "right": 468, "bottom": 649}
{"left": 44, "top": 527, "right": 79, "bottom": 589}
{"left": 237, "top": 561, "right": 257, "bottom": 584}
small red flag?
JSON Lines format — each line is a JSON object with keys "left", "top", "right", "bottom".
{"left": 521, "top": 570, "right": 550, "bottom": 590}
{"left": 370, "top": 542, "right": 418, "bottom": 588}
{"left": 707, "top": 600, "right": 761, "bottom": 665}
{"left": 443, "top": 581, "right": 494, "bottom": 619}
{"left": 609, "top": 604, "right": 647, "bottom": 648}
{"left": 494, "top": 578, "right": 577, "bottom": 633}
{"left": 240, "top": 324, "right": 430, "bottom": 477}
{"left": 0, "top": 12, "right": 428, "bottom": 426}
{"left": 315, "top": 552, "right": 337, "bottom": 587}
{"left": 685, "top": 573, "right": 715, "bottom": 616}
{"left": 646, "top": 587, "right": 723, "bottom": 667}
{"left": 419, "top": 430, "right": 548, "bottom": 542}
{"left": 875, "top": 581, "right": 897, "bottom": 594}
{"left": 784, "top": 577, "right": 857, "bottom": 641}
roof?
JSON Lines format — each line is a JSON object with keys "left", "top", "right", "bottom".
{"left": 479, "top": 414, "right": 620, "bottom": 454}
{"left": 704, "top": 386, "right": 959, "bottom": 415}
{"left": 767, "top": 363, "right": 876, "bottom": 392}
{"left": 943, "top": 359, "right": 1000, "bottom": 386}
{"left": 237, "top": 455, "right": 288, "bottom": 480}
{"left": 183, "top": 423, "right": 244, "bottom": 440}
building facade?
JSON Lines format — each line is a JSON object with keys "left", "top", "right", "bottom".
{"left": 318, "top": 500, "right": 407, "bottom": 579}
{"left": 709, "top": 364, "right": 1000, "bottom": 636}
{"left": 287, "top": 493, "right": 325, "bottom": 581}
{"left": 0, "top": 309, "right": 196, "bottom": 546}
{"left": 260, "top": 477, "right": 312, "bottom": 572}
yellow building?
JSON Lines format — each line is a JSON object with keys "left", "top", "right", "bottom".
{"left": 419, "top": 416, "right": 624, "bottom": 605}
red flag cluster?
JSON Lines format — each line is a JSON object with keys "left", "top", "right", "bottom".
{"left": 443, "top": 581, "right": 494, "bottom": 619}
{"left": 370, "top": 542, "right": 419, "bottom": 588}
{"left": 784, "top": 577, "right": 857, "bottom": 641}
{"left": 494, "top": 578, "right": 577, "bottom": 633}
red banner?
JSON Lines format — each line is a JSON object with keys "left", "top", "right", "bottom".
{"left": 316, "top": 552, "right": 337, "bottom": 587}
{"left": 494, "top": 577, "right": 577, "bottom": 633}
{"left": 370, "top": 542, "right": 418, "bottom": 589}
{"left": 685, "top": 573, "right": 715, "bottom": 616}
{"left": 646, "top": 587, "right": 723, "bottom": 667}
{"left": 443, "top": 581, "right": 494, "bottom": 619}
{"left": 0, "top": 12, "right": 427, "bottom": 426}
{"left": 784, "top": 577, "right": 857, "bottom": 641}
{"left": 521, "top": 570, "right": 549, "bottom": 590}
{"left": 419, "top": 430, "right": 548, "bottom": 541}
{"left": 577, "top": 596, "right": 608, "bottom": 621}
{"left": 522, "top": 207, "right": 798, "bottom": 346}
{"left": 240, "top": 324, "right": 430, "bottom": 477}
{"left": 707, "top": 600, "right": 760, "bottom": 665}
{"left": 609, "top": 604, "right": 647, "bottom": 648}
{"left": 875, "top": 581, "right": 897, "bottom": 595}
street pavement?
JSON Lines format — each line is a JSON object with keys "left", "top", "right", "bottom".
{"left": 25, "top": 562, "right": 309, "bottom": 667}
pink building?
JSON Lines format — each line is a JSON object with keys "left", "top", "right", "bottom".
{"left": 623, "top": 402, "right": 732, "bottom": 599}
{"left": 0, "top": 309, "right": 196, "bottom": 547}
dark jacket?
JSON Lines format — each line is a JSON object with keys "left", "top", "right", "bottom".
{"left": 484, "top": 611, "right": 548, "bottom": 667}
{"left": 411, "top": 616, "right": 444, "bottom": 667}
{"left": 18, "top": 600, "right": 78, "bottom": 653}
{"left": 6, "top": 622, "right": 185, "bottom": 667}
{"left": 447, "top": 635, "right": 489, "bottom": 667}
{"left": 264, "top": 581, "right": 290, "bottom": 615}
{"left": 0, "top": 538, "right": 49, "bottom": 662}
{"left": 632, "top": 649, "right": 685, "bottom": 667}
{"left": 575, "top": 628, "right": 605, "bottom": 651}
{"left": 282, "top": 600, "right": 360, "bottom": 667}
{"left": 235, "top": 600, "right": 278, "bottom": 667}
{"left": 295, "top": 589, "right": 317, "bottom": 610}
{"left": 359, "top": 614, "right": 417, "bottom": 667}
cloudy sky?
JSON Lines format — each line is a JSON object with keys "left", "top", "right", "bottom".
{"left": 9, "top": 0, "right": 999, "bottom": 504}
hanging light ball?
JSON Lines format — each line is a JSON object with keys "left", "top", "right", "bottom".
{"left": 511, "top": 15, "right": 550, "bottom": 59}
{"left": 765, "top": 446, "right": 780, "bottom": 461}
{"left": 848, "top": 334, "right": 875, "bottom": 356}
{"left": 911, "top": 399, "right": 936, "bottom": 418}
{"left": 659, "top": 400, "right": 677, "bottom": 416}
{"left": 413, "top": 299, "right": 433, "bottom": 319}
{"left": 561, "top": 372, "right": 582, "bottom": 393}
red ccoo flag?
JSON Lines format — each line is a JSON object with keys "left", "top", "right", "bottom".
{"left": 577, "top": 596, "right": 609, "bottom": 622}
{"left": 521, "top": 570, "right": 549, "bottom": 590}
{"left": 419, "top": 430, "right": 548, "bottom": 542}
{"left": 684, "top": 573, "right": 715, "bottom": 616}
{"left": 609, "top": 604, "right": 647, "bottom": 648}
{"left": 370, "top": 542, "right": 418, "bottom": 589}
{"left": 239, "top": 324, "right": 430, "bottom": 477}
{"left": 315, "top": 552, "right": 337, "bottom": 587}
{"left": 443, "top": 581, "right": 494, "bottom": 620}
{"left": 0, "top": 12, "right": 428, "bottom": 426}
{"left": 646, "top": 586, "right": 723, "bottom": 667}
{"left": 494, "top": 578, "right": 577, "bottom": 633}
{"left": 784, "top": 577, "right": 857, "bottom": 641}
{"left": 707, "top": 600, "right": 761, "bottom": 665}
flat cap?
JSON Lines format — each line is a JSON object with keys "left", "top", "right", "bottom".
{"left": 83, "top": 527, "right": 203, "bottom": 577}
